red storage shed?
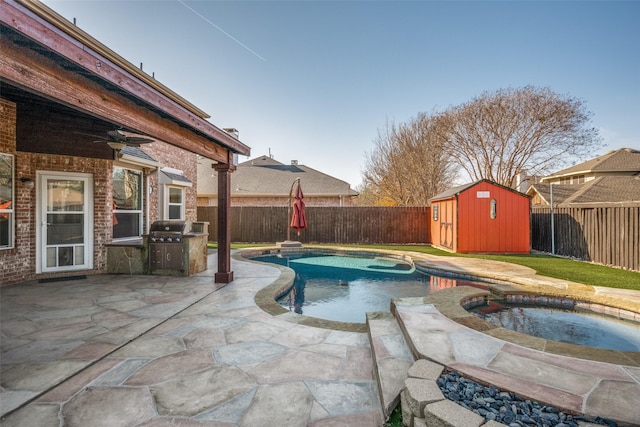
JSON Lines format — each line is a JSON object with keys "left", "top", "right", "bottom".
{"left": 429, "top": 179, "right": 531, "bottom": 254}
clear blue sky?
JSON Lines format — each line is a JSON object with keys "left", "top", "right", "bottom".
{"left": 44, "top": 0, "right": 640, "bottom": 189}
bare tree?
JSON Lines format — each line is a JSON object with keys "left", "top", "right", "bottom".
{"left": 439, "top": 86, "right": 603, "bottom": 188}
{"left": 360, "top": 113, "right": 457, "bottom": 206}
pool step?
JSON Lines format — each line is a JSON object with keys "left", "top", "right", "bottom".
{"left": 366, "top": 311, "right": 415, "bottom": 417}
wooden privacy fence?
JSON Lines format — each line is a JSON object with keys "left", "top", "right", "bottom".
{"left": 532, "top": 206, "right": 640, "bottom": 271}
{"left": 198, "top": 206, "right": 430, "bottom": 244}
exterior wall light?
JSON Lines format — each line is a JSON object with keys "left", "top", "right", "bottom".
{"left": 20, "top": 177, "right": 35, "bottom": 190}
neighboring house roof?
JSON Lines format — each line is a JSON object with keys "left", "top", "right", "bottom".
{"left": 429, "top": 179, "right": 528, "bottom": 202}
{"left": 540, "top": 148, "right": 640, "bottom": 182}
{"left": 527, "top": 176, "right": 640, "bottom": 206}
{"left": 198, "top": 155, "right": 358, "bottom": 198}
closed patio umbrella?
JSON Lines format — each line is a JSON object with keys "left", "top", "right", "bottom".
{"left": 290, "top": 180, "right": 307, "bottom": 237}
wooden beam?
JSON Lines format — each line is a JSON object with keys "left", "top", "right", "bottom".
{"left": 1, "top": 0, "right": 250, "bottom": 157}
{"left": 1, "top": 36, "right": 230, "bottom": 162}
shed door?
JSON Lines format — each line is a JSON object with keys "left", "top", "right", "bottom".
{"left": 439, "top": 201, "right": 454, "bottom": 250}
{"left": 37, "top": 172, "right": 93, "bottom": 273}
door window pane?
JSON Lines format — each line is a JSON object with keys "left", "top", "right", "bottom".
{"left": 47, "top": 213, "right": 84, "bottom": 244}
{"left": 47, "top": 180, "right": 84, "bottom": 212}
{"left": 75, "top": 248, "right": 84, "bottom": 265}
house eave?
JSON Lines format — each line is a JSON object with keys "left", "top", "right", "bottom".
{"left": 540, "top": 169, "right": 638, "bottom": 182}
{"left": 3, "top": 0, "right": 250, "bottom": 159}
{"left": 15, "top": 0, "right": 209, "bottom": 120}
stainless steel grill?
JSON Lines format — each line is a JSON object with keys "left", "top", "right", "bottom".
{"left": 149, "top": 220, "right": 193, "bottom": 270}
{"left": 149, "top": 221, "right": 191, "bottom": 243}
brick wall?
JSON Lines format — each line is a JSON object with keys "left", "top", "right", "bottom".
{"left": 144, "top": 142, "right": 198, "bottom": 222}
{"left": 1, "top": 98, "right": 114, "bottom": 286}
{"left": 1, "top": 96, "right": 206, "bottom": 286}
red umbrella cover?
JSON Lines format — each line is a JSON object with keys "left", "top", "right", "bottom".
{"left": 290, "top": 182, "right": 307, "bottom": 235}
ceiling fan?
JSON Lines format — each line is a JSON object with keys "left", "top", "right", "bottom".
{"left": 103, "top": 129, "right": 155, "bottom": 150}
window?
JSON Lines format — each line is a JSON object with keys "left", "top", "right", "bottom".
{"left": 490, "top": 199, "right": 497, "bottom": 219}
{"left": 432, "top": 204, "right": 439, "bottom": 221}
{"left": 168, "top": 186, "right": 184, "bottom": 219}
{"left": 112, "top": 167, "right": 142, "bottom": 240}
{"left": 0, "top": 154, "right": 14, "bottom": 249}
{"left": 158, "top": 167, "right": 191, "bottom": 220}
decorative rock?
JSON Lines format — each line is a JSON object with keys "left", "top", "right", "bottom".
{"left": 436, "top": 370, "right": 616, "bottom": 427}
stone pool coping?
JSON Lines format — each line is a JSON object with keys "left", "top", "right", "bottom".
{"left": 240, "top": 247, "right": 373, "bottom": 332}
{"left": 241, "top": 246, "right": 640, "bottom": 346}
{"left": 416, "top": 285, "right": 640, "bottom": 366}
{"left": 240, "top": 246, "right": 640, "bottom": 425}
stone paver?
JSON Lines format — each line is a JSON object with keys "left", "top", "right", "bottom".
{"left": 393, "top": 284, "right": 640, "bottom": 426}
{"left": 1, "top": 252, "right": 382, "bottom": 425}
{"left": 2, "top": 247, "right": 639, "bottom": 426}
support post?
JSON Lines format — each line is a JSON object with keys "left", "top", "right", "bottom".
{"left": 213, "top": 158, "right": 235, "bottom": 283}
{"left": 550, "top": 183, "right": 555, "bottom": 255}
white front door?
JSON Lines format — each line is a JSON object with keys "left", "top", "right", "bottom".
{"left": 37, "top": 172, "right": 93, "bottom": 273}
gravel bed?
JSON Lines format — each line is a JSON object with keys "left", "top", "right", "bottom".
{"left": 437, "top": 371, "right": 617, "bottom": 427}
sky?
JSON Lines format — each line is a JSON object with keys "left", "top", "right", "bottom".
{"left": 43, "top": 0, "right": 640, "bottom": 189}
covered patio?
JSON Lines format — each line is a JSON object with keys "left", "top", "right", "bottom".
{"left": 1, "top": 0, "right": 250, "bottom": 285}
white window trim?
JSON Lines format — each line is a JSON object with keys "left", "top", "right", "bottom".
{"left": 112, "top": 166, "right": 144, "bottom": 241}
{"left": 165, "top": 186, "right": 185, "bottom": 220}
{"left": 158, "top": 167, "right": 192, "bottom": 220}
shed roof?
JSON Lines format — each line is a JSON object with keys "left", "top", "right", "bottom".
{"left": 540, "top": 148, "right": 640, "bottom": 182}
{"left": 429, "top": 179, "right": 529, "bottom": 202}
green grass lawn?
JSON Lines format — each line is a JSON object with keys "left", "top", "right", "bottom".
{"left": 210, "top": 243, "right": 640, "bottom": 290}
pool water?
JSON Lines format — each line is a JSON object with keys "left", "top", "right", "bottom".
{"left": 474, "top": 305, "right": 640, "bottom": 352}
{"left": 254, "top": 252, "right": 483, "bottom": 323}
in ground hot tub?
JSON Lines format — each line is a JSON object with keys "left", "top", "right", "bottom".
{"left": 464, "top": 292, "right": 640, "bottom": 352}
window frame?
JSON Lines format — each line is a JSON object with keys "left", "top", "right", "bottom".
{"left": 112, "top": 166, "right": 143, "bottom": 241}
{"left": 490, "top": 199, "right": 497, "bottom": 219}
{"left": 166, "top": 185, "right": 185, "bottom": 220}
{"left": 432, "top": 203, "right": 439, "bottom": 221}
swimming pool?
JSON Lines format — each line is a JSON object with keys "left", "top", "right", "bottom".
{"left": 251, "top": 250, "right": 485, "bottom": 323}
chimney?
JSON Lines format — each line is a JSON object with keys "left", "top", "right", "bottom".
{"left": 291, "top": 160, "right": 298, "bottom": 165}
{"left": 223, "top": 128, "right": 239, "bottom": 139}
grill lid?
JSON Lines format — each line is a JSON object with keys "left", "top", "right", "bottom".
{"left": 149, "top": 220, "right": 192, "bottom": 234}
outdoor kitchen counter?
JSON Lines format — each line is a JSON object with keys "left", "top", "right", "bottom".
{"left": 181, "top": 232, "right": 209, "bottom": 276}
{"left": 106, "top": 222, "right": 209, "bottom": 276}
